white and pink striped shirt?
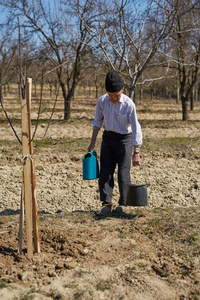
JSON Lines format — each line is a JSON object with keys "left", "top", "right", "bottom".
{"left": 92, "top": 93, "right": 142, "bottom": 147}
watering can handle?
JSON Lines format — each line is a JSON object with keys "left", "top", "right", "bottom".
{"left": 84, "top": 151, "right": 93, "bottom": 158}
{"left": 84, "top": 151, "right": 97, "bottom": 159}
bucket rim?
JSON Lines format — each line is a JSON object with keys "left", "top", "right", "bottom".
{"left": 127, "top": 183, "right": 147, "bottom": 187}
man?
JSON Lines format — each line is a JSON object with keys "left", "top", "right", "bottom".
{"left": 88, "top": 70, "right": 142, "bottom": 215}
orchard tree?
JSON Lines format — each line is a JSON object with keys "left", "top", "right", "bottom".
{"left": 0, "top": 37, "right": 16, "bottom": 102}
{"left": 78, "top": 0, "right": 178, "bottom": 100}
{"left": 170, "top": 0, "right": 200, "bottom": 120}
{"left": 1, "top": 0, "right": 95, "bottom": 120}
{"left": 0, "top": 9, "right": 18, "bottom": 102}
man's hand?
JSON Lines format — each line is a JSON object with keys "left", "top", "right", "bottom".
{"left": 132, "top": 153, "right": 140, "bottom": 166}
{"left": 88, "top": 128, "right": 100, "bottom": 152}
{"left": 87, "top": 142, "right": 95, "bottom": 152}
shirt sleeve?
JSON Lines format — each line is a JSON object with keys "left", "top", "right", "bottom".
{"left": 92, "top": 98, "right": 104, "bottom": 130}
{"left": 129, "top": 104, "right": 142, "bottom": 147}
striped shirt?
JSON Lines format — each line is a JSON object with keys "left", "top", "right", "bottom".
{"left": 92, "top": 93, "right": 142, "bottom": 146}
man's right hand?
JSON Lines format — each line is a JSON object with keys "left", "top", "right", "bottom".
{"left": 88, "top": 128, "right": 100, "bottom": 152}
{"left": 88, "top": 142, "right": 95, "bottom": 152}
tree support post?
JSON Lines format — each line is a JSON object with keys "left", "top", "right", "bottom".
{"left": 20, "top": 78, "right": 40, "bottom": 258}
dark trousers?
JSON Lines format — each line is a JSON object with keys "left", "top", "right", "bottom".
{"left": 99, "top": 130, "right": 133, "bottom": 205}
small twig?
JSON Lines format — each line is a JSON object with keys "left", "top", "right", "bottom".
{"left": 0, "top": 95, "right": 22, "bottom": 145}
{"left": 2, "top": 46, "right": 17, "bottom": 78}
{"left": 32, "top": 62, "right": 63, "bottom": 153}
{"left": 31, "top": 68, "right": 44, "bottom": 141}
{"left": 41, "top": 64, "right": 63, "bottom": 142}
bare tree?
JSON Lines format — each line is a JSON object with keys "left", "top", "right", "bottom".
{"left": 0, "top": 24, "right": 17, "bottom": 101}
{"left": 2, "top": 0, "right": 95, "bottom": 120}
{"left": 171, "top": 0, "right": 200, "bottom": 120}
{"left": 78, "top": 0, "right": 177, "bottom": 100}
{"left": 154, "top": 0, "right": 200, "bottom": 120}
{"left": 2, "top": 0, "right": 199, "bottom": 121}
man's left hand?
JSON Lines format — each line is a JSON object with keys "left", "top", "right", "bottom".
{"left": 132, "top": 153, "right": 140, "bottom": 166}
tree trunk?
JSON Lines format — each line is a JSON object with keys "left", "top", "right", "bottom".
{"left": 129, "top": 88, "right": 135, "bottom": 102}
{"left": 62, "top": 42, "right": 82, "bottom": 120}
{"left": 49, "top": 82, "right": 52, "bottom": 97}
{"left": 4, "top": 84, "right": 6, "bottom": 97}
{"left": 60, "top": 81, "right": 70, "bottom": 120}
{"left": 140, "top": 88, "right": 143, "bottom": 100}
{"left": 190, "top": 88, "right": 194, "bottom": 111}
{"left": 62, "top": 80, "right": 76, "bottom": 120}
{"left": 55, "top": 80, "right": 58, "bottom": 94}
{"left": 0, "top": 76, "right": 2, "bottom": 103}
{"left": 64, "top": 99, "right": 71, "bottom": 120}
{"left": 89, "top": 83, "right": 91, "bottom": 95}
{"left": 156, "top": 90, "right": 158, "bottom": 100}
{"left": 195, "top": 88, "right": 197, "bottom": 103}
{"left": 176, "top": 86, "right": 179, "bottom": 104}
{"left": 181, "top": 95, "right": 188, "bottom": 121}
{"left": 151, "top": 89, "right": 153, "bottom": 100}
{"left": 96, "top": 85, "right": 98, "bottom": 98}
{"left": 18, "top": 82, "right": 21, "bottom": 99}
{"left": 34, "top": 82, "right": 37, "bottom": 97}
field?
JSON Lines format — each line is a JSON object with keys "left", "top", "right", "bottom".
{"left": 0, "top": 89, "right": 200, "bottom": 299}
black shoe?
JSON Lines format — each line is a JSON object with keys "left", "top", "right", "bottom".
{"left": 95, "top": 203, "right": 113, "bottom": 216}
{"left": 113, "top": 205, "right": 127, "bottom": 213}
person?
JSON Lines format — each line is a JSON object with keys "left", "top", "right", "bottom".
{"left": 88, "top": 70, "right": 142, "bottom": 215}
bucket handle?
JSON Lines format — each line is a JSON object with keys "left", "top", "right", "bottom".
{"left": 133, "top": 165, "right": 149, "bottom": 186}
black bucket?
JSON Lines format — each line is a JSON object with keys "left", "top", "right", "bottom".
{"left": 126, "top": 183, "right": 148, "bottom": 206}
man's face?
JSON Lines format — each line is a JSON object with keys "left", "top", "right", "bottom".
{"left": 107, "top": 88, "right": 124, "bottom": 104}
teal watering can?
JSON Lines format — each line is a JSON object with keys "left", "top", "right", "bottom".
{"left": 82, "top": 151, "right": 99, "bottom": 180}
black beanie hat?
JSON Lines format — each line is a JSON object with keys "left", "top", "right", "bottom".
{"left": 105, "top": 71, "right": 124, "bottom": 92}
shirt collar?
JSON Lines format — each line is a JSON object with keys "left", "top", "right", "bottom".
{"left": 106, "top": 93, "right": 124, "bottom": 103}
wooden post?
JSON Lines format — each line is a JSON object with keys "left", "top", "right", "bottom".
{"left": 20, "top": 78, "right": 40, "bottom": 258}
{"left": 21, "top": 78, "right": 33, "bottom": 258}
{"left": 31, "top": 160, "right": 40, "bottom": 253}
{"left": 26, "top": 79, "right": 40, "bottom": 254}
{"left": 18, "top": 179, "right": 24, "bottom": 254}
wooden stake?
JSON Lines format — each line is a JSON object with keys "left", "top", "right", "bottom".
{"left": 26, "top": 78, "right": 40, "bottom": 253}
{"left": 18, "top": 179, "right": 24, "bottom": 254}
{"left": 21, "top": 78, "right": 33, "bottom": 259}
{"left": 20, "top": 78, "right": 40, "bottom": 258}
{"left": 31, "top": 159, "right": 40, "bottom": 253}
